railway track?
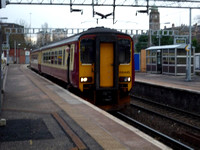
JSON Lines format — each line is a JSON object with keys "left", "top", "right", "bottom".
{"left": 28, "top": 67, "right": 199, "bottom": 149}
{"left": 125, "top": 95, "right": 200, "bottom": 149}
{"left": 115, "top": 112, "right": 193, "bottom": 150}
{"left": 130, "top": 95, "right": 200, "bottom": 132}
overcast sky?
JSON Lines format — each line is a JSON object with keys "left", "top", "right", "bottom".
{"left": 0, "top": 5, "right": 200, "bottom": 30}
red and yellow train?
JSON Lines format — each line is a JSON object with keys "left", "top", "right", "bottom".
{"left": 30, "top": 27, "right": 135, "bottom": 110}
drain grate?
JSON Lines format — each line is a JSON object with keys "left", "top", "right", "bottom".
{"left": 0, "top": 119, "right": 53, "bottom": 142}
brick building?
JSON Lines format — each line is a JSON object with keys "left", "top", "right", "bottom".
{"left": 1, "top": 23, "right": 30, "bottom": 64}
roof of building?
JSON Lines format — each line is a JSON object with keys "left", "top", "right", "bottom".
{"left": 146, "top": 44, "right": 196, "bottom": 50}
{"left": 0, "top": 23, "right": 24, "bottom": 28}
{"left": 146, "top": 44, "right": 187, "bottom": 50}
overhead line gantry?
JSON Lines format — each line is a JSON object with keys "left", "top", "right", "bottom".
{"left": 2, "top": 0, "right": 200, "bottom": 24}
{"left": 4, "top": 0, "right": 200, "bottom": 9}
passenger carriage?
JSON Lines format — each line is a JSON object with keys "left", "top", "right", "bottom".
{"left": 30, "top": 27, "right": 135, "bottom": 110}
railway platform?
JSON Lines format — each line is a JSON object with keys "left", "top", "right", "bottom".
{"left": 133, "top": 72, "right": 200, "bottom": 114}
{"left": 135, "top": 72, "right": 200, "bottom": 93}
{"left": 0, "top": 64, "right": 170, "bottom": 150}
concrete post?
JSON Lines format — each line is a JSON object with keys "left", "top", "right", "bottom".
{"left": 6, "top": 34, "right": 10, "bottom": 65}
{"left": 0, "top": 25, "right": 2, "bottom": 112}
{"left": 14, "top": 40, "right": 16, "bottom": 63}
{"left": 186, "top": 8, "right": 192, "bottom": 81}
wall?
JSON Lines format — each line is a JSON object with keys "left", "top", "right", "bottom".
{"left": 134, "top": 53, "right": 140, "bottom": 71}
{"left": 3, "top": 49, "right": 26, "bottom": 64}
{"left": 140, "top": 49, "right": 146, "bottom": 72}
{"left": 131, "top": 81, "right": 200, "bottom": 114}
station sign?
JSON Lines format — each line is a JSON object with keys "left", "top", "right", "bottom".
{"left": 174, "top": 36, "right": 187, "bottom": 45}
{"left": 185, "top": 44, "right": 191, "bottom": 52}
{"left": 2, "top": 44, "right": 9, "bottom": 50}
{"left": 175, "top": 39, "right": 186, "bottom": 44}
{"left": 25, "top": 51, "right": 30, "bottom": 56}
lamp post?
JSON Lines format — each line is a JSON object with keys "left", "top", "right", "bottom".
{"left": 0, "top": 18, "right": 8, "bottom": 113}
{"left": 29, "top": 13, "right": 32, "bottom": 45}
{"left": 17, "top": 43, "right": 21, "bottom": 64}
{"left": 186, "top": 8, "right": 192, "bottom": 81}
{"left": 0, "top": 18, "right": 10, "bottom": 65}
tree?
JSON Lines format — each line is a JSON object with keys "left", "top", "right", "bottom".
{"left": 16, "top": 19, "right": 29, "bottom": 28}
{"left": 192, "top": 38, "right": 200, "bottom": 53}
{"left": 37, "top": 22, "right": 51, "bottom": 46}
{"left": 151, "top": 35, "right": 174, "bottom": 46}
{"left": 194, "top": 15, "right": 200, "bottom": 25}
{"left": 15, "top": 19, "right": 33, "bottom": 49}
{"left": 135, "top": 35, "right": 148, "bottom": 53}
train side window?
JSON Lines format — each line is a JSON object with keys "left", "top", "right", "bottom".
{"left": 42, "top": 53, "right": 45, "bottom": 63}
{"left": 80, "top": 39, "right": 95, "bottom": 64}
{"left": 55, "top": 51, "right": 58, "bottom": 64}
{"left": 51, "top": 51, "right": 54, "bottom": 64}
{"left": 63, "top": 49, "right": 65, "bottom": 66}
{"left": 49, "top": 52, "right": 51, "bottom": 64}
{"left": 70, "top": 44, "right": 75, "bottom": 71}
{"left": 118, "top": 39, "right": 131, "bottom": 64}
{"left": 43, "top": 53, "right": 46, "bottom": 63}
{"left": 45, "top": 52, "right": 48, "bottom": 64}
{"left": 58, "top": 50, "right": 62, "bottom": 65}
{"left": 31, "top": 54, "right": 38, "bottom": 64}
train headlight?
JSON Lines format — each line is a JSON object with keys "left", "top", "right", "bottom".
{"left": 80, "top": 77, "right": 92, "bottom": 83}
{"left": 119, "top": 77, "right": 131, "bottom": 82}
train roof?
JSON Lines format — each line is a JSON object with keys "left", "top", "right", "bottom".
{"left": 31, "top": 27, "right": 131, "bottom": 53}
{"left": 80, "top": 27, "right": 130, "bottom": 36}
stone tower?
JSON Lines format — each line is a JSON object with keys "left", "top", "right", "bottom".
{"left": 149, "top": 6, "right": 160, "bottom": 30}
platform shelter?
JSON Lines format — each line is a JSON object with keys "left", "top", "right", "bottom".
{"left": 146, "top": 44, "right": 195, "bottom": 76}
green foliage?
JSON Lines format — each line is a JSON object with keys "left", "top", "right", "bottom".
{"left": 151, "top": 35, "right": 173, "bottom": 46}
{"left": 161, "top": 36, "right": 174, "bottom": 45}
{"left": 135, "top": 35, "right": 174, "bottom": 53}
{"left": 135, "top": 35, "right": 148, "bottom": 53}
{"left": 192, "top": 38, "right": 200, "bottom": 53}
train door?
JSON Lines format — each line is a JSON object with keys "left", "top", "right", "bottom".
{"left": 100, "top": 43, "right": 114, "bottom": 87}
{"left": 67, "top": 44, "right": 75, "bottom": 84}
{"left": 65, "top": 46, "right": 70, "bottom": 83}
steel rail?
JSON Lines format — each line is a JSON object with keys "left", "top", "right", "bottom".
{"left": 117, "top": 112, "right": 194, "bottom": 150}
{"left": 130, "top": 103, "right": 200, "bottom": 132}
{"left": 131, "top": 95, "right": 200, "bottom": 119}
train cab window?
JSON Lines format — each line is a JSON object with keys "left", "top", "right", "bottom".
{"left": 80, "top": 39, "right": 95, "bottom": 64}
{"left": 118, "top": 39, "right": 131, "bottom": 64}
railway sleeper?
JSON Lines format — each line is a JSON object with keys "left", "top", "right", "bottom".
{"left": 174, "top": 131, "right": 200, "bottom": 148}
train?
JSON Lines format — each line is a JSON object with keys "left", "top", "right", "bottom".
{"left": 30, "top": 27, "right": 135, "bottom": 110}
